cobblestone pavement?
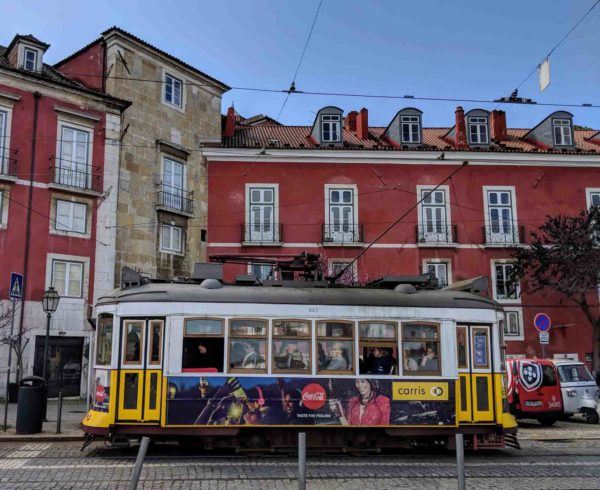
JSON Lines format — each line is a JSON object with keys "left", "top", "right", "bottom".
{"left": 0, "top": 436, "right": 599, "bottom": 489}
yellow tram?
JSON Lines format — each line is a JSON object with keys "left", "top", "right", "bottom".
{"left": 83, "top": 275, "right": 517, "bottom": 450}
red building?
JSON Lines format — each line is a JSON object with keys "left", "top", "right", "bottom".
{"left": 204, "top": 105, "right": 600, "bottom": 366}
{"left": 0, "top": 34, "right": 128, "bottom": 396}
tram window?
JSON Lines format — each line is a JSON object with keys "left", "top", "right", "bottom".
{"left": 96, "top": 314, "right": 113, "bottom": 366}
{"left": 401, "top": 323, "right": 441, "bottom": 375}
{"left": 358, "top": 322, "right": 398, "bottom": 375}
{"left": 148, "top": 320, "right": 163, "bottom": 365}
{"left": 182, "top": 318, "right": 224, "bottom": 372}
{"left": 123, "top": 320, "right": 144, "bottom": 365}
{"left": 229, "top": 319, "right": 268, "bottom": 372}
{"left": 472, "top": 328, "right": 489, "bottom": 369}
{"left": 456, "top": 326, "right": 468, "bottom": 369}
{"left": 272, "top": 320, "right": 311, "bottom": 373}
{"left": 317, "top": 321, "right": 354, "bottom": 374}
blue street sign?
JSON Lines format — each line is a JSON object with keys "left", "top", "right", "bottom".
{"left": 9, "top": 273, "right": 23, "bottom": 300}
{"left": 534, "top": 312, "right": 551, "bottom": 332}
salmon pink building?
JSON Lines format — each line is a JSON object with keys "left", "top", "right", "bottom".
{"left": 204, "top": 105, "right": 600, "bottom": 366}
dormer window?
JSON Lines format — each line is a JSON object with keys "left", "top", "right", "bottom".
{"left": 468, "top": 116, "right": 489, "bottom": 144}
{"left": 553, "top": 119, "right": 572, "bottom": 146}
{"left": 321, "top": 114, "right": 341, "bottom": 142}
{"left": 401, "top": 115, "right": 421, "bottom": 143}
{"left": 23, "top": 48, "right": 38, "bottom": 71}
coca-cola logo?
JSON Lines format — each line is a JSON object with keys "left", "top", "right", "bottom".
{"left": 95, "top": 384, "right": 105, "bottom": 404}
{"left": 301, "top": 383, "right": 326, "bottom": 410}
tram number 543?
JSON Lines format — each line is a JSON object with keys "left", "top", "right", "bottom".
{"left": 308, "top": 307, "right": 319, "bottom": 313}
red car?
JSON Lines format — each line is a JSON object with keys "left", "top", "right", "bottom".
{"left": 506, "top": 359, "right": 563, "bottom": 426}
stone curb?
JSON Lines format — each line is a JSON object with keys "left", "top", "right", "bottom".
{"left": 0, "top": 431, "right": 84, "bottom": 442}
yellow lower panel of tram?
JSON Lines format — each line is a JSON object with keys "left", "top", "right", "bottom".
{"left": 457, "top": 373, "right": 501, "bottom": 424}
{"left": 118, "top": 369, "right": 163, "bottom": 422}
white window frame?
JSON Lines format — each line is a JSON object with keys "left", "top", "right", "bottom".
{"left": 23, "top": 47, "right": 38, "bottom": 71}
{"left": 245, "top": 183, "right": 279, "bottom": 243}
{"left": 503, "top": 307, "right": 524, "bottom": 340}
{"left": 55, "top": 119, "right": 93, "bottom": 189}
{"left": 55, "top": 199, "right": 87, "bottom": 234}
{"left": 160, "top": 155, "right": 187, "bottom": 212}
{"left": 491, "top": 259, "right": 521, "bottom": 304}
{"left": 51, "top": 259, "right": 84, "bottom": 298}
{"left": 553, "top": 118, "right": 573, "bottom": 146}
{"left": 324, "top": 184, "right": 359, "bottom": 244}
{"left": 163, "top": 71, "right": 184, "bottom": 110}
{"left": 468, "top": 116, "right": 489, "bottom": 144}
{"left": 328, "top": 259, "right": 358, "bottom": 284}
{"left": 321, "top": 114, "right": 341, "bottom": 143}
{"left": 247, "top": 263, "right": 274, "bottom": 281}
{"left": 483, "top": 186, "right": 518, "bottom": 245}
{"left": 416, "top": 185, "right": 452, "bottom": 243}
{"left": 0, "top": 102, "right": 14, "bottom": 175}
{"left": 422, "top": 259, "right": 451, "bottom": 288}
{"left": 401, "top": 115, "right": 421, "bottom": 144}
{"left": 0, "top": 188, "right": 6, "bottom": 229}
{"left": 585, "top": 188, "right": 600, "bottom": 210}
{"left": 160, "top": 224, "right": 184, "bottom": 254}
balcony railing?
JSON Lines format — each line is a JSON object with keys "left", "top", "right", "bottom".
{"left": 416, "top": 224, "right": 457, "bottom": 244}
{"left": 242, "top": 223, "right": 282, "bottom": 244}
{"left": 53, "top": 160, "right": 101, "bottom": 192}
{"left": 483, "top": 223, "right": 525, "bottom": 245}
{"left": 322, "top": 223, "right": 363, "bottom": 244}
{"left": 157, "top": 182, "right": 194, "bottom": 215}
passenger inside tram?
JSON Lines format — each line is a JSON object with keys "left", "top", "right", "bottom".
{"left": 273, "top": 341, "right": 309, "bottom": 370}
{"left": 182, "top": 337, "right": 224, "bottom": 372}
{"left": 229, "top": 340, "right": 266, "bottom": 369}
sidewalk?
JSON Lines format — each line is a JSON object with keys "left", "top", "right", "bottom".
{"left": 0, "top": 397, "right": 86, "bottom": 441}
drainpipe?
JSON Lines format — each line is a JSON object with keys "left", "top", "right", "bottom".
{"left": 16, "top": 91, "right": 41, "bottom": 382}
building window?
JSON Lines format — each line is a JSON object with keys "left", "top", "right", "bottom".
{"left": 0, "top": 190, "right": 3, "bottom": 226}
{"left": 161, "top": 224, "right": 183, "bottom": 253}
{"left": 164, "top": 73, "right": 183, "bottom": 108}
{"left": 329, "top": 260, "right": 357, "bottom": 284}
{"left": 402, "top": 323, "right": 441, "bottom": 375}
{"left": 95, "top": 314, "right": 113, "bottom": 366}
{"left": 0, "top": 109, "right": 7, "bottom": 173}
{"left": 418, "top": 187, "right": 450, "bottom": 242}
{"left": 52, "top": 260, "right": 83, "bottom": 298}
{"left": 493, "top": 262, "right": 519, "bottom": 301}
{"left": 485, "top": 188, "right": 517, "bottom": 244}
{"left": 228, "top": 319, "right": 267, "bottom": 372}
{"left": 468, "top": 116, "right": 489, "bottom": 144}
{"left": 553, "top": 119, "right": 572, "bottom": 146}
{"left": 401, "top": 115, "right": 421, "bottom": 143}
{"left": 23, "top": 48, "right": 38, "bottom": 71}
{"left": 272, "top": 320, "right": 311, "bottom": 373}
{"left": 321, "top": 114, "right": 341, "bottom": 142}
{"left": 325, "top": 186, "right": 359, "bottom": 243}
{"left": 247, "top": 186, "right": 277, "bottom": 242}
{"left": 588, "top": 190, "right": 600, "bottom": 209}
{"left": 57, "top": 126, "right": 90, "bottom": 189}
{"left": 504, "top": 309, "right": 523, "bottom": 338}
{"left": 358, "top": 321, "right": 398, "bottom": 375}
{"left": 317, "top": 321, "right": 354, "bottom": 374}
{"left": 424, "top": 261, "right": 449, "bottom": 288}
{"left": 55, "top": 200, "right": 87, "bottom": 233}
{"left": 250, "top": 263, "right": 273, "bottom": 281}
{"left": 182, "top": 318, "right": 224, "bottom": 372}
{"left": 161, "top": 156, "right": 186, "bottom": 211}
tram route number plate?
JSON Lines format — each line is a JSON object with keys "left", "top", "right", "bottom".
{"left": 392, "top": 381, "right": 449, "bottom": 401}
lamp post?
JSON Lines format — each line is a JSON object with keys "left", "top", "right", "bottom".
{"left": 41, "top": 287, "right": 60, "bottom": 384}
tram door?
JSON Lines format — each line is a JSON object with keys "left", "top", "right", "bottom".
{"left": 117, "top": 318, "right": 164, "bottom": 423}
{"left": 456, "top": 325, "right": 494, "bottom": 423}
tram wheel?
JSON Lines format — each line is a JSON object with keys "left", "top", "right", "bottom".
{"left": 538, "top": 417, "right": 557, "bottom": 427}
{"left": 582, "top": 408, "right": 599, "bottom": 424}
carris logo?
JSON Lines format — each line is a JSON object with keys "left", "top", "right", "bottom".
{"left": 301, "top": 383, "right": 327, "bottom": 410}
{"left": 430, "top": 386, "right": 444, "bottom": 397}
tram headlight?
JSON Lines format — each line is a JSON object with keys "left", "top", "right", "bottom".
{"left": 566, "top": 389, "right": 577, "bottom": 397}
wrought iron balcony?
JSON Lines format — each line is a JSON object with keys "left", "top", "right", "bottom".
{"left": 483, "top": 223, "right": 525, "bottom": 245}
{"left": 157, "top": 182, "right": 194, "bottom": 215}
{"left": 242, "top": 223, "right": 282, "bottom": 244}
{"left": 53, "top": 160, "right": 101, "bottom": 192}
{"left": 322, "top": 223, "right": 363, "bottom": 244}
{"left": 416, "top": 224, "right": 457, "bottom": 244}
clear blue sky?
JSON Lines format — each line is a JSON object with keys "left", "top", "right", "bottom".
{"left": 2, "top": 0, "right": 599, "bottom": 128}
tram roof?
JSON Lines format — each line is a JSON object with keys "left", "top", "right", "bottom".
{"left": 96, "top": 282, "right": 500, "bottom": 310}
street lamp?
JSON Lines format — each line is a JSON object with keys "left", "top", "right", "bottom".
{"left": 41, "top": 287, "right": 60, "bottom": 384}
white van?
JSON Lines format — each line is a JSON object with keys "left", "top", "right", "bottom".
{"left": 554, "top": 360, "right": 599, "bottom": 424}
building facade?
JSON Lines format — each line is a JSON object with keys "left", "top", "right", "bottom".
{"left": 0, "top": 34, "right": 128, "bottom": 396}
{"left": 205, "top": 105, "right": 600, "bottom": 366}
{"left": 55, "top": 27, "right": 230, "bottom": 282}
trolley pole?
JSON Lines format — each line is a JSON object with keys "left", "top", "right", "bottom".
{"left": 129, "top": 436, "right": 151, "bottom": 490}
{"left": 455, "top": 433, "right": 465, "bottom": 490}
{"left": 2, "top": 298, "right": 17, "bottom": 432}
{"left": 298, "top": 432, "right": 306, "bottom": 490}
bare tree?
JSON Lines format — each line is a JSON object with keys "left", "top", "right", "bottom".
{"left": 513, "top": 206, "right": 600, "bottom": 372}
{"left": 0, "top": 302, "right": 30, "bottom": 384}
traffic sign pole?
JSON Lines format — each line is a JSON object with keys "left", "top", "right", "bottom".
{"left": 3, "top": 298, "right": 17, "bottom": 432}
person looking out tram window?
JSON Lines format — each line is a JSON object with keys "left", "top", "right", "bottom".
{"left": 182, "top": 318, "right": 224, "bottom": 372}
{"left": 401, "top": 323, "right": 441, "bottom": 375}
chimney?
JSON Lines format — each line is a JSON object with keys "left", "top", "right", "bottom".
{"left": 356, "top": 108, "right": 369, "bottom": 140}
{"left": 344, "top": 111, "right": 358, "bottom": 132}
{"left": 223, "top": 106, "right": 236, "bottom": 138}
{"left": 454, "top": 106, "right": 468, "bottom": 149}
{"left": 490, "top": 110, "right": 507, "bottom": 141}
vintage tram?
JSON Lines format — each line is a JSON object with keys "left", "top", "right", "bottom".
{"left": 83, "top": 273, "right": 517, "bottom": 450}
